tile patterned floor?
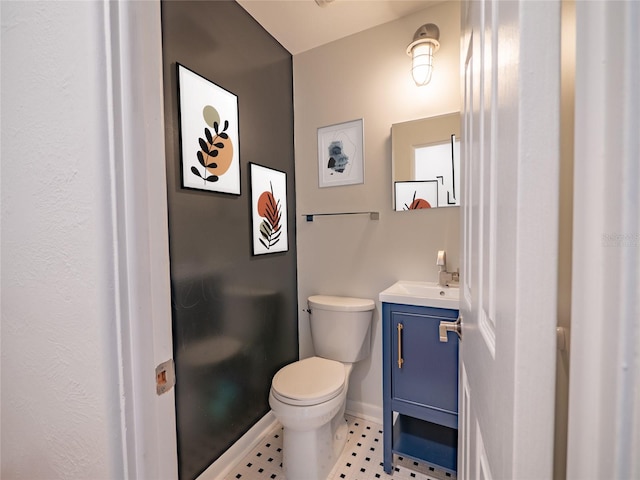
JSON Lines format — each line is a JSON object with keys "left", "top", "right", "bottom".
{"left": 227, "top": 415, "right": 455, "bottom": 480}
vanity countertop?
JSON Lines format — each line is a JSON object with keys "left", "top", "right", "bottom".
{"left": 379, "top": 280, "right": 459, "bottom": 310}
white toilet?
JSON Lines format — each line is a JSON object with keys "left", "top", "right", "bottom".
{"left": 269, "top": 295, "right": 375, "bottom": 480}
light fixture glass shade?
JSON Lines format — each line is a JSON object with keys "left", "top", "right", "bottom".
{"left": 411, "top": 43, "right": 434, "bottom": 86}
{"left": 406, "top": 23, "right": 440, "bottom": 87}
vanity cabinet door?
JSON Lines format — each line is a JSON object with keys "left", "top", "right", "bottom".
{"left": 391, "top": 309, "right": 459, "bottom": 423}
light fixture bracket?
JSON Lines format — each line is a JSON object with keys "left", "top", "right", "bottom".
{"left": 406, "top": 23, "right": 440, "bottom": 56}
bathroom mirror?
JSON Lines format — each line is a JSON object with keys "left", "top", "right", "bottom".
{"left": 391, "top": 112, "right": 461, "bottom": 211}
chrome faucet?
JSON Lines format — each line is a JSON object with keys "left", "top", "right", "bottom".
{"left": 436, "top": 250, "right": 459, "bottom": 287}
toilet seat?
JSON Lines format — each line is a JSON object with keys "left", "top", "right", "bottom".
{"left": 271, "top": 356, "right": 345, "bottom": 406}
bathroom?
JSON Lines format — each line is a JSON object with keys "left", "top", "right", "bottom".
{"left": 2, "top": 1, "right": 637, "bottom": 480}
{"left": 162, "top": 0, "right": 461, "bottom": 478}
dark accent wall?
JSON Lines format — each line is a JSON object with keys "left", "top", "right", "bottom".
{"left": 161, "top": 2, "right": 298, "bottom": 479}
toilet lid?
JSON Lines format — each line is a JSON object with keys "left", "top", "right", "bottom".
{"left": 272, "top": 356, "right": 345, "bottom": 406}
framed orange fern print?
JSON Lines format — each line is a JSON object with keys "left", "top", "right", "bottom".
{"left": 250, "top": 163, "right": 288, "bottom": 255}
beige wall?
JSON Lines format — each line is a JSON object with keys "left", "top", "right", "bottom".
{"left": 293, "top": 1, "right": 461, "bottom": 419}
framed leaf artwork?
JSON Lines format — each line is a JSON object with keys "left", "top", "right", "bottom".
{"left": 177, "top": 63, "right": 241, "bottom": 195}
{"left": 250, "top": 163, "right": 288, "bottom": 255}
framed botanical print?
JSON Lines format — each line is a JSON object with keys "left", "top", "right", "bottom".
{"left": 250, "top": 163, "right": 288, "bottom": 255}
{"left": 177, "top": 63, "right": 241, "bottom": 195}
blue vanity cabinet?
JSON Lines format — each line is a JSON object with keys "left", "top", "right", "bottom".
{"left": 382, "top": 302, "right": 459, "bottom": 475}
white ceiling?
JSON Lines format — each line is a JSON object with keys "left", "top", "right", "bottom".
{"left": 236, "top": 0, "right": 442, "bottom": 55}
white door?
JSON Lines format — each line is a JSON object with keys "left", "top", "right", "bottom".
{"left": 459, "top": 1, "right": 561, "bottom": 478}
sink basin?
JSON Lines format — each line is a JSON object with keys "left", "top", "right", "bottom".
{"left": 379, "top": 280, "right": 459, "bottom": 309}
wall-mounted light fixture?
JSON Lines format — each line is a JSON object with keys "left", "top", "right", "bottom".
{"left": 407, "top": 23, "right": 440, "bottom": 86}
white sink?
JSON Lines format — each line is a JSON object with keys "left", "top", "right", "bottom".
{"left": 379, "top": 280, "right": 459, "bottom": 309}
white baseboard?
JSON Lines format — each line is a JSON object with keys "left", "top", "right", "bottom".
{"left": 196, "top": 411, "right": 278, "bottom": 480}
{"left": 345, "top": 399, "right": 383, "bottom": 425}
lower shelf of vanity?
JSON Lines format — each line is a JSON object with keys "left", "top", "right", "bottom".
{"left": 392, "top": 414, "right": 458, "bottom": 475}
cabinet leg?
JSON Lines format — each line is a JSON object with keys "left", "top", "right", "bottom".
{"left": 383, "top": 407, "right": 393, "bottom": 473}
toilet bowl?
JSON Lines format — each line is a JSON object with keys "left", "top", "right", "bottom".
{"left": 268, "top": 295, "right": 375, "bottom": 480}
{"left": 269, "top": 357, "right": 353, "bottom": 480}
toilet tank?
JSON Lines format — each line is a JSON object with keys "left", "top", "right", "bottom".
{"left": 308, "top": 295, "right": 375, "bottom": 363}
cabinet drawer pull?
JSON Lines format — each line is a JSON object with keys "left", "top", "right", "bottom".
{"left": 397, "top": 323, "right": 404, "bottom": 368}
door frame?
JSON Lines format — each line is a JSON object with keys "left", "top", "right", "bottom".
{"left": 105, "top": 1, "right": 178, "bottom": 478}
{"left": 567, "top": 2, "right": 640, "bottom": 478}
